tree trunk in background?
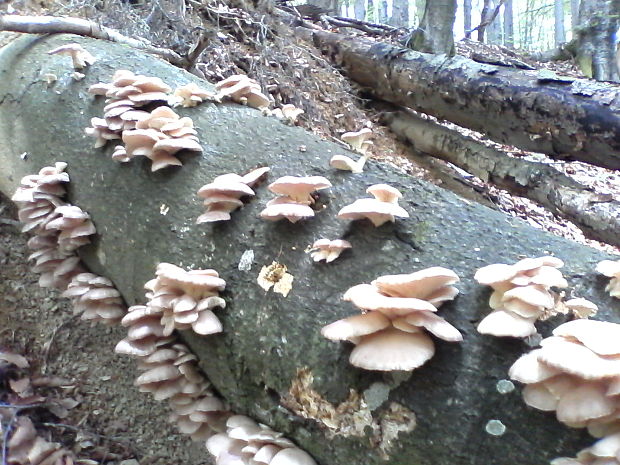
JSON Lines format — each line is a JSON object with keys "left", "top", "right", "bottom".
{"left": 414, "top": 0, "right": 426, "bottom": 25}
{"left": 378, "top": 0, "right": 388, "bottom": 23}
{"left": 367, "top": 0, "right": 374, "bottom": 21}
{"left": 554, "top": 0, "right": 566, "bottom": 45}
{"left": 503, "top": 0, "right": 514, "bottom": 46}
{"left": 389, "top": 0, "right": 409, "bottom": 27}
{"left": 354, "top": 0, "right": 366, "bottom": 19}
{"left": 575, "top": 0, "right": 620, "bottom": 81}
{"left": 570, "top": 0, "right": 579, "bottom": 32}
{"left": 299, "top": 27, "right": 620, "bottom": 169}
{"left": 477, "top": 0, "right": 491, "bottom": 42}
{"left": 408, "top": 0, "right": 457, "bottom": 54}
{"left": 309, "top": 0, "right": 340, "bottom": 15}
{"left": 463, "top": 0, "right": 472, "bottom": 38}
{"left": 1, "top": 34, "right": 614, "bottom": 465}
{"left": 487, "top": 0, "right": 502, "bottom": 43}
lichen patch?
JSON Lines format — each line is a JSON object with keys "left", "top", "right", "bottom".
{"left": 282, "top": 367, "right": 416, "bottom": 459}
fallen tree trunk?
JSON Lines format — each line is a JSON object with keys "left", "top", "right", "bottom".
{"left": 293, "top": 26, "right": 620, "bottom": 170}
{"left": 382, "top": 109, "right": 620, "bottom": 248}
{"left": 0, "top": 34, "right": 618, "bottom": 465}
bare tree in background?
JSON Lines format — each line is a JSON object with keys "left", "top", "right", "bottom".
{"left": 463, "top": 0, "right": 472, "bottom": 37}
{"left": 408, "top": 0, "right": 457, "bottom": 54}
{"left": 554, "top": 0, "right": 566, "bottom": 45}
{"left": 504, "top": 0, "right": 514, "bottom": 46}
{"left": 390, "top": 0, "right": 409, "bottom": 27}
{"left": 487, "top": 0, "right": 502, "bottom": 43}
{"left": 570, "top": 0, "right": 580, "bottom": 31}
{"left": 354, "top": 0, "right": 366, "bottom": 20}
{"left": 575, "top": 0, "right": 620, "bottom": 81}
{"left": 378, "top": 0, "right": 388, "bottom": 23}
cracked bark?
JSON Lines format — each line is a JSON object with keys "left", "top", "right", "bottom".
{"left": 0, "top": 34, "right": 618, "bottom": 465}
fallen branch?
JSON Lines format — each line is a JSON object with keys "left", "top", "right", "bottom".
{"left": 383, "top": 108, "right": 620, "bottom": 248}
{"left": 0, "top": 14, "right": 185, "bottom": 67}
{"left": 323, "top": 16, "right": 399, "bottom": 35}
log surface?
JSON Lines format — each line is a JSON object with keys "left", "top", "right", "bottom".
{"left": 0, "top": 34, "right": 618, "bottom": 465}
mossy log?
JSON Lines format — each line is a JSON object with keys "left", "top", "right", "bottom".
{"left": 0, "top": 34, "right": 618, "bottom": 465}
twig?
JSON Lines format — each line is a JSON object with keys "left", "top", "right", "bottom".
{"left": 465, "top": 0, "right": 506, "bottom": 39}
{"left": 41, "top": 317, "right": 75, "bottom": 374}
{"left": 41, "top": 422, "right": 130, "bottom": 443}
{"left": 0, "top": 14, "right": 186, "bottom": 67}
{"left": 185, "top": 28, "right": 214, "bottom": 70}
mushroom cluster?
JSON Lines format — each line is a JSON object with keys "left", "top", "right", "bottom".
{"left": 207, "top": 415, "right": 316, "bottom": 465}
{"left": 6, "top": 416, "right": 75, "bottom": 465}
{"left": 215, "top": 74, "right": 270, "bottom": 110}
{"left": 86, "top": 69, "right": 171, "bottom": 148}
{"left": 475, "top": 256, "right": 568, "bottom": 338}
{"left": 11, "top": 163, "right": 96, "bottom": 289}
{"left": 309, "top": 239, "right": 352, "bottom": 263}
{"left": 260, "top": 176, "right": 332, "bottom": 223}
{"left": 272, "top": 104, "right": 304, "bottom": 124}
{"left": 116, "top": 106, "right": 203, "bottom": 171}
{"left": 338, "top": 184, "right": 409, "bottom": 227}
{"left": 197, "top": 167, "right": 270, "bottom": 223}
{"left": 142, "top": 263, "right": 227, "bottom": 336}
{"left": 61, "top": 273, "right": 126, "bottom": 325}
{"left": 170, "top": 82, "right": 215, "bottom": 108}
{"left": 509, "top": 319, "right": 620, "bottom": 438}
{"left": 329, "top": 154, "right": 368, "bottom": 174}
{"left": 115, "top": 304, "right": 229, "bottom": 441}
{"left": 341, "top": 127, "right": 373, "bottom": 154}
{"left": 553, "top": 432, "right": 620, "bottom": 465}
{"left": 321, "top": 267, "right": 462, "bottom": 371}
{"left": 597, "top": 260, "right": 620, "bottom": 299}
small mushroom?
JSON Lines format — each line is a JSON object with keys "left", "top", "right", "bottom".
{"left": 341, "top": 127, "right": 372, "bottom": 153}
{"left": 48, "top": 43, "right": 96, "bottom": 69}
{"left": 338, "top": 184, "right": 409, "bottom": 227}
{"left": 329, "top": 154, "right": 367, "bottom": 173}
{"left": 597, "top": 260, "right": 620, "bottom": 299}
{"left": 260, "top": 176, "right": 331, "bottom": 223}
{"left": 62, "top": 273, "right": 126, "bottom": 325}
{"left": 170, "top": 82, "right": 215, "bottom": 107}
{"left": 309, "top": 239, "right": 352, "bottom": 263}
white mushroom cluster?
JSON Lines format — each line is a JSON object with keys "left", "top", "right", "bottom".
{"left": 115, "top": 304, "right": 229, "bottom": 441}
{"left": 509, "top": 319, "right": 620, "bottom": 438}
{"left": 86, "top": 69, "right": 171, "bottom": 148}
{"left": 48, "top": 43, "right": 96, "bottom": 69}
{"left": 341, "top": 127, "right": 373, "bottom": 154}
{"left": 170, "top": 82, "right": 215, "bottom": 108}
{"left": 118, "top": 106, "right": 203, "bottom": 171}
{"left": 215, "top": 74, "right": 270, "bottom": 110}
{"left": 197, "top": 167, "right": 270, "bottom": 223}
{"left": 322, "top": 267, "right": 462, "bottom": 371}
{"left": 143, "top": 263, "right": 227, "bottom": 336}
{"left": 271, "top": 104, "right": 304, "bottom": 124}
{"left": 11, "top": 163, "right": 96, "bottom": 289}
{"left": 207, "top": 415, "right": 316, "bottom": 465}
{"left": 61, "top": 273, "right": 126, "bottom": 325}
{"left": 553, "top": 432, "right": 620, "bottom": 465}
{"left": 338, "top": 184, "right": 409, "bottom": 227}
{"left": 309, "top": 239, "right": 351, "bottom": 263}
{"left": 597, "top": 260, "right": 620, "bottom": 299}
{"left": 260, "top": 176, "right": 332, "bottom": 223}
{"left": 475, "top": 256, "right": 568, "bottom": 338}
{"left": 6, "top": 416, "right": 75, "bottom": 465}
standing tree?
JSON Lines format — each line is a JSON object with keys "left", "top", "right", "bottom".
{"left": 378, "top": 0, "right": 388, "bottom": 23}
{"left": 408, "top": 0, "right": 457, "bottom": 54}
{"left": 570, "top": 0, "right": 580, "bottom": 31}
{"left": 504, "top": 0, "right": 514, "bottom": 46}
{"left": 555, "top": 0, "right": 566, "bottom": 45}
{"left": 354, "top": 0, "right": 366, "bottom": 20}
{"left": 390, "top": 0, "right": 409, "bottom": 27}
{"left": 575, "top": 0, "right": 620, "bottom": 81}
{"left": 463, "top": 0, "right": 472, "bottom": 37}
{"left": 486, "top": 0, "right": 502, "bottom": 43}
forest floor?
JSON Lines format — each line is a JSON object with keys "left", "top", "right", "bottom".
{"left": 1, "top": 1, "right": 620, "bottom": 464}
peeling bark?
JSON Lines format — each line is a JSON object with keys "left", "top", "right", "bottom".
{"left": 0, "top": 34, "right": 618, "bottom": 465}
{"left": 299, "top": 27, "right": 620, "bottom": 170}
{"left": 383, "top": 109, "right": 620, "bottom": 248}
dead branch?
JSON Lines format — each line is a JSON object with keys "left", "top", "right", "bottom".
{"left": 323, "top": 16, "right": 398, "bottom": 35}
{"left": 0, "top": 14, "right": 185, "bottom": 67}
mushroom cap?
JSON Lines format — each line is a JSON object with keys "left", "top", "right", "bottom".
{"left": 476, "top": 309, "right": 538, "bottom": 338}
{"left": 552, "top": 320, "right": 620, "bottom": 356}
{"left": 341, "top": 128, "right": 372, "bottom": 150}
{"left": 259, "top": 202, "right": 315, "bottom": 223}
{"left": 321, "top": 311, "right": 391, "bottom": 341}
{"left": 556, "top": 383, "right": 616, "bottom": 424}
{"left": 539, "top": 337, "right": 620, "bottom": 379}
{"left": 372, "top": 267, "right": 459, "bottom": 299}
{"left": 268, "top": 176, "right": 332, "bottom": 203}
{"left": 244, "top": 89, "right": 271, "bottom": 109}
{"left": 401, "top": 311, "right": 463, "bottom": 342}
{"left": 337, "top": 198, "right": 409, "bottom": 227}
{"left": 153, "top": 138, "right": 203, "bottom": 154}
{"left": 474, "top": 263, "right": 519, "bottom": 285}
{"left": 156, "top": 263, "right": 226, "bottom": 293}
{"left": 597, "top": 260, "right": 620, "bottom": 277}
{"left": 329, "top": 155, "right": 364, "bottom": 173}
{"left": 240, "top": 167, "right": 270, "bottom": 187}
{"left": 366, "top": 184, "right": 402, "bottom": 203}
{"left": 343, "top": 283, "right": 438, "bottom": 316}
{"left": 509, "top": 349, "right": 561, "bottom": 383}
{"left": 198, "top": 180, "right": 255, "bottom": 199}
{"left": 349, "top": 327, "right": 435, "bottom": 371}
{"left": 502, "top": 284, "right": 555, "bottom": 308}
{"left": 269, "top": 448, "right": 317, "bottom": 465}
{"left": 563, "top": 298, "right": 598, "bottom": 318}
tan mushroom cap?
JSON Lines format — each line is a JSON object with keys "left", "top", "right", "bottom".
{"left": 268, "top": 176, "right": 332, "bottom": 204}
{"left": 366, "top": 184, "right": 402, "bottom": 203}
{"left": 556, "top": 383, "right": 616, "bottom": 424}
{"left": 321, "top": 311, "right": 391, "bottom": 341}
{"left": 372, "top": 267, "right": 459, "bottom": 299}
{"left": 564, "top": 298, "right": 598, "bottom": 319}
{"left": 509, "top": 349, "right": 562, "bottom": 383}
{"left": 539, "top": 337, "right": 620, "bottom": 379}
{"left": 552, "top": 320, "right": 620, "bottom": 356}
{"left": 337, "top": 198, "right": 409, "bottom": 227}
{"left": 477, "top": 309, "right": 538, "bottom": 337}
{"left": 270, "top": 448, "right": 317, "bottom": 465}
{"left": 329, "top": 155, "right": 365, "bottom": 173}
{"left": 259, "top": 202, "right": 315, "bottom": 223}
{"left": 349, "top": 327, "right": 435, "bottom": 371}
{"left": 401, "top": 311, "right": 463, "bottom": 342}
{"left": 310, "top": 239, "right": 352, "bottom": 263}
{"left": 343, "top": 283, "right": 438, "bottom": 316}
{"left": 240, "top": 166, "right": 270, "bottom": 187}
{"left": 341, "top": 128, "right": 372, "bottom": 151}
{"left": 48, "top": 43, "right": 96, "bottom": 69}
{"left": 597, "top": 260, "right": 620, "bottom": 277}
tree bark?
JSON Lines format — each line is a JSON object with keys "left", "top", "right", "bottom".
{"left": 354, "top": 0, "right": 366, "bottom": 20}
{"left": 389, "top": 0, "right": 408, "bottom": 27}
{"left": 408, "top": 0, "right": 456, "bottom": 55}
{"left": 554, "top": 0, "right": 566, "bottom": 45}
{"left": 382, "top": 109, "right": 620, "bottom": 248}
{"left": 575, "top": 0, "right": 620, "bottom": 81}
{"left": 378, "top": 0, "right": 388, "bottom": 23}
{"left": 570, "top": 0, "right": 579, "bottom": 32}
{"left": 486, "top": 0, "right": 502, "bottom": 44}
{"left": 503, "top": 0, "right": 513, "bottom": 47}
{"left": 463, "top": 0, "right": 472, "bottom": 38}
{"left": 1, "top": 33, "right": 616, "bottom": 465}
{"left": 300, "top": 27, "right": 620, "bottom": 170}
{"left": 477, "top": 0, "right": 491, "bottom": 42}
